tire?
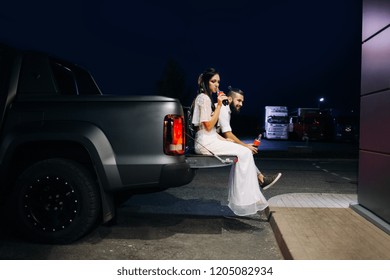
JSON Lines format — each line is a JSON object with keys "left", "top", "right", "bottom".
{"left": 10, "top": 158, "right": 101, "bottom": 244}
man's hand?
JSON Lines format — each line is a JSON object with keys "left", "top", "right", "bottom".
{"left": 244, "top": 143, "right": 258, "bottom": 154}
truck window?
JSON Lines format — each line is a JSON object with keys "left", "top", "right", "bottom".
{"left": 0, "top": 45, "right": 18, "bottom": 127}
{"left": 17, "top": 53, "right": 58, "bottom": 95}
{"left": 50, "top": 58, "right": 102, "bottom": 96}
{"left": 0, "top": 46, "right": 15, "bottom": 98}
{"left": 51, "top": 61, "right": 78, "bottom": 95}
{"left": 71, "top": 66, "right": 102, "bottom": 95}
{"left": 267, "top": 116, "right": 289, "bottom": 124}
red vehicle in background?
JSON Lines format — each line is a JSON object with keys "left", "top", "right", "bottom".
{"left": 288, "top": 108, "right": 333, "bottom": 141}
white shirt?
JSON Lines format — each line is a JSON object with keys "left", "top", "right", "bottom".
{"left": 218, "top": 103, "right": 232, "bottom": 133}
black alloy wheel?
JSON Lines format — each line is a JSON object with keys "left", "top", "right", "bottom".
{"left": 22, "top": 174, "right": 79, "bottom": 232}
{"left": 12, "top": 158, "right": 101, "bottom": 244}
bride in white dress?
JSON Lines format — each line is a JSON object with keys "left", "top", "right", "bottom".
{"left": 191, "top": 68, "right": 269, "bottom": 216}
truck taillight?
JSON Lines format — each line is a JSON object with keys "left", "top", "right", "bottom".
{"left": 164, "top": 115, "right": 185, "bottom": 155}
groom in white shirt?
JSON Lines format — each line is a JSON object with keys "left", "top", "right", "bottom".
{"left": 218, "top": 86, "right": 282, "bottom": 190}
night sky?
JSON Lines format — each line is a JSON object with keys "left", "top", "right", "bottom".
{"left": 1, "top": 0, "right": 362, "bottom": 117}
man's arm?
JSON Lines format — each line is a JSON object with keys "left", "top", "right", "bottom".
{"left": 218, "top": 104, "right": 258, "bottom": 153}
{"left": 223, "top": 131, "right": 258, "bottom": 154}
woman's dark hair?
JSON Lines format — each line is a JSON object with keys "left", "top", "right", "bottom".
{"left": 198, "top": 68, "right": 219, "bottom": 95}
{"left": 197, "top": 67, "right": 219, "bottom": 111}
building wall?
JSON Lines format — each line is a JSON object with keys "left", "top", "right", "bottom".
{"left": 359, "top": 0, "right": 390, "bottom": 223}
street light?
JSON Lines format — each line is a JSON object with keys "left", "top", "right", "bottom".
{"left": 318, "top": 97, "right": 325, "bottom": 108}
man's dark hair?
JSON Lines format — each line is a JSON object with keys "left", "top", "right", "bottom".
{"left": 227, "top": 86, "right": 244, "bottom": 98}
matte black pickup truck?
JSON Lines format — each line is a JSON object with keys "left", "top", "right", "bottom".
{"left": 0, "top": 44, "right": 236, "bottom": 243}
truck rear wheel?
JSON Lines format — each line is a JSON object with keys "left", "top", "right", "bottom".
{"left": 11, "top": 158, "right": 101, "bottom": 244}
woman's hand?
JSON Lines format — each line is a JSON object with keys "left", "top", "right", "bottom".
{"left": 217, "top": 93, "right": 228, "bottom": 107}
{"left": 202, "top": 93, "right": 226, "bottom": 132}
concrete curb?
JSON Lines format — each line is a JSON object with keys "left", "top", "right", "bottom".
{"left": 269, "top": 206, "right": 390, "bottom": 260}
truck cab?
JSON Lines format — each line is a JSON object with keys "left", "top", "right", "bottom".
{"left": 289, "top": 108, "right": 333, "bottom": 141}
{"left": 264, "top": 106, "right": 289, "bottom": 139}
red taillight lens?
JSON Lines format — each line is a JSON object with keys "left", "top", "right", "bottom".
{"left": 164, "top": 115, "right": 185, "bottom": 155}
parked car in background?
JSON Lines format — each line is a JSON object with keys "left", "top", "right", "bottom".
{"left": 333, "top": 115, "right": 359, "bottom": 142}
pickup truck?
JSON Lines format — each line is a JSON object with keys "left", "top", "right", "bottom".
{"left": 0, "top": 44, "right": 236, "bottom": 244}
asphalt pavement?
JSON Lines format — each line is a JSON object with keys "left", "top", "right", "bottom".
{"left": 1, "top": 139, "right": 389, "bottom": 260}
{"left": 251, "top": 138, "right": 359, "bottom": 159}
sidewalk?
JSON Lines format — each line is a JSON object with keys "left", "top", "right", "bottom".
{"left": 268, "top": 193, "right": 390, "bottom": 260}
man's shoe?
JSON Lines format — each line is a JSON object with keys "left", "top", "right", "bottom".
{"left": 261, "top": 173, "right": 282, "bottom": 190}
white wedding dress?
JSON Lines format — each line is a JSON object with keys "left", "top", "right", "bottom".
{"left": 192, "top": 93, "right": 268, "bottom": 216}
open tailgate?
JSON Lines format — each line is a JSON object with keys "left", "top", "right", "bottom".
{"left": 185, "top": 154, "right": 238, "bottom": 169}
